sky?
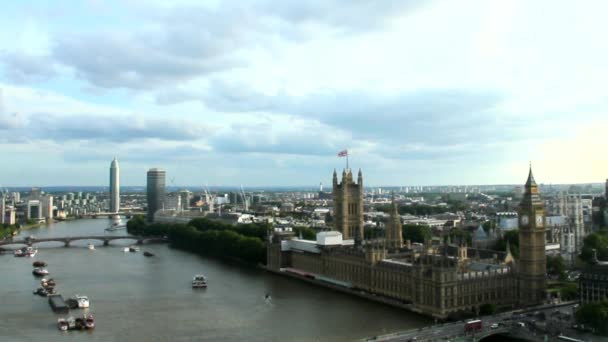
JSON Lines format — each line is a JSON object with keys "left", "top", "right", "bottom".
{"left": 0, "top": 0, "right": 607, "bottom": 187}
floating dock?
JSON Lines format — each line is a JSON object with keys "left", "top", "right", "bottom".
{"left": 48, "top": 294, "right": 69, "bottom": 314}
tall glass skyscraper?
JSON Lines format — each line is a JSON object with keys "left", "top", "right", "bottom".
{"left": 146, "top": 168, "right": 166, "bottom": 222}
{"left": 110, "top": 157, "right": 120, "bottom": 213}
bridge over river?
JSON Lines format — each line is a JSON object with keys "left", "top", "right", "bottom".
{"left": 0, "top": 235, "right": 167, "bottom": 250}
{"left": 363, "top": 302, "right": 590, "bottom": 342}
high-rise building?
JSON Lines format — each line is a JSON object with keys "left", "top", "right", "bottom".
{"left": 29, "top": 187, "right": 41, "bottom": 200}
{"left": 110, "top": 157, "right": 120, "bottom": 213}
{"left": 518, "top": 166, "right": 547, "bottom": 305}
{"left": 385, "top": 193, "right": 403, "bottom": 250}
{"left": 179, "top": 190, "right": 192, "bottom": 211}
{"left": 27, "top": 200, "right": 42, "bottom": 220}
{"left": 0, "top": 195, "right": 5, "bottom": 224}
{"left": 41, "top": 195, "right": 53, "bottom": 219}
{"left": 147, "top": 168, "right": 166, "bottom": 222}
{"left": 332, "top": 168, "right": 363, "bottom": 244}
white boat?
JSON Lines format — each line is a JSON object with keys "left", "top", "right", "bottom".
{"left": 129, "top": 245, "right": 140, "bottom": 253}
{"left": 192, "top": 274, "right": 208, "bottom": 288}
{"left": 88, "top": 244, "right": 95, "bottom": 250}
{"left": 106, "top": 215, "right": 126, "bottom": 231}
{"left": 123, "top": 247, "right": 130, "bottom": 253}
{"left": 75, "top": 295, "right": 90, "bottom": 308}
{"left": 26, "top": 248, "right": 37, "bottom": 257}
{"left": 33, "top": 267, "right": 49, "bottom": 276}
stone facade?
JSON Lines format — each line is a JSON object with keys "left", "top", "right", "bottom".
{"left": 580, "top": 251, "right": 608, "bottom": 303}
{"left": 385, "top": 194, "right": 403, "bottom": 250}
{"left": 332, "top": 169, "right": 364, "bottom": 244}
{"left": 517, "top": 167, "right": 547, "bottom": 306}
{"left": 267, "top": 168, "right": 545, "bottom": 319}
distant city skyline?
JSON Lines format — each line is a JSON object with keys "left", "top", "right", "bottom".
{"left": 1, "top": 1, "right": 607, "bottom": 186}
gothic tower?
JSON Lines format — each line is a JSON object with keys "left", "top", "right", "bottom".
{"left": 517, "top": 166, "right": 547, "bottom": 305}
{"left": 333, "top": 168, "right": 364, "bottom": 245}
{"left": 386, "top": 193, "right": 403, "bottom": 250}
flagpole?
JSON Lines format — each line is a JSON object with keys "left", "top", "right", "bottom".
{"left": 346, "top": 153, "right": 349, "bottom": 170}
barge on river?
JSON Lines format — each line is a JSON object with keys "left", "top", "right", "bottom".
{"left": 48, "top": 294, "right": 69, "bottom": 314}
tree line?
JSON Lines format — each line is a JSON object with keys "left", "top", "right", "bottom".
{"left": 127, "top": 215, "right": 268, "bottom": 265}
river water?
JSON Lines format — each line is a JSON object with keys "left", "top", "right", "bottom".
{"left": 0, "top": 219, "right": 429, "bottom": 341}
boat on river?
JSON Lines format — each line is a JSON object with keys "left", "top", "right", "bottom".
{"left": 41, "top": 278, "right": 56, "bottom": 288}
{"left": 57, "top": 315, "right": 93, "bottom": 331}
{"left": 48, "top": 294, "right": 69, "bottom": 314}
{"left": 34, "top": 287, "right": 49, "bottom": 297}
{"left": 88, "top": 244, "right": 95, "bottom": 250}
{"left": 74, "top": 295, "right": 90, "bottom": 308}
{"left": 15, "top": 246, "right": 37, "bottom": 257}
{"left": 192, "top": 274, "right": 208, "bottom": 288}
{"left": 129, "top": 245, "right": 140, "bottom": 253}
{"left": 105, "top": 215, "right": 126, "bottom": 231}
{"left": 33, "top": 267, "right": 49, "bottom": 276}
{"left": 143, "top": 251, "right": 154, "bottom": 257}
{"left": 33, "top": 261, "right": 47, "bottom": 267}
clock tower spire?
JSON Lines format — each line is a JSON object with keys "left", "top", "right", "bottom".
{"left": 517, "top": 164, "right": 547, "bottom": 305}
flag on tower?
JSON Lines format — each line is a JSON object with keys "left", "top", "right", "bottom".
{"left": 337, "top": 150, "right": 348, "bottom": 157}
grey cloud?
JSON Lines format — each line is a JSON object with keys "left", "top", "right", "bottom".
{"left": 46, "top": 1, "right": 426, "bottom": 90}
{"left": 62, "top": 143, "right": 210, "bottom": 163}
{"left": 0, "top": 51, "right": 57, "bottom": 84}
{"left": 53, "top": 32, "right": 237, "bottom": 89}
{"left": 0, "top": 90, "right": 27, "bottom": 130}
{"left": 199, "top": 82, "right": 506, "bottom": 147}
{"left": 1, "top": 106, "right": 210, "bottom": 143}
{"left": 38, "top": 114, "right": 209, "bottom": 142}
{"left": 209, "top": 119, "right": 351, "bottom": 156}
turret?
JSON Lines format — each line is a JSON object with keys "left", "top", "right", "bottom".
{"left": 332, "top": 169, "right": 338, "bottom": 188}
{"left": 357, "top": 168, "right": 363, "bottom": 188}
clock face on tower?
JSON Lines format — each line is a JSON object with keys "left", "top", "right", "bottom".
{"left": 521, "top": 215, "right": 529, "bottom": 225}
{"left": 536, "top": 215, "right": 543, "bottom": 226}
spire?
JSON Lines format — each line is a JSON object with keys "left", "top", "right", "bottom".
{"left": 357, "top": 168, "right": 362, "bottom": 186}
{"left": 525, "top": 162, "right": 537, "bottom": 188}
{"left": 333, "top": 169, "right": 338, "bottom": 186}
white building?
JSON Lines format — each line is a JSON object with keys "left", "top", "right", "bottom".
{"left": 110, "top": 157, "right": 120, "bottom": 213}
{"left": 41, "top": 195, "right": 53, "bottom": 219}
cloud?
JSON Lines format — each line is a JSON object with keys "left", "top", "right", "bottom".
{"left": 209, "top": 115, "right": 352, "bottom": 156}
{"left": 42, "top": 1, "right": 426, "bottom": 90}
{"left": 198, "top": 82, "right": 507, "bottom": 146}
{"left": 0, "top": 51, "right": 57, "bottom": 84}
{"left": 33, "top": 112, "right": 211, "bottom": 143}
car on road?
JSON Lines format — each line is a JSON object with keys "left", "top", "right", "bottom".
{"left": 490, "top": 323, "right": 499, "bottom": 329}
{"left": 517, "top": 322, "right": 526, "bottom": 328}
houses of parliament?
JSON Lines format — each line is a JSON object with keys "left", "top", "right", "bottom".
{"left": 267, "top": 167, "right": 547, "bottom": 319}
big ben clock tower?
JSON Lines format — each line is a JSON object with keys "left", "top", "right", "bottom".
{"left": 518, "top": 166, "right": 547, "bottom": 305}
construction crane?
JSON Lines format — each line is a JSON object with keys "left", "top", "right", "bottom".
{"left": 203, "top": 184, "right": 216, "bottom": 214}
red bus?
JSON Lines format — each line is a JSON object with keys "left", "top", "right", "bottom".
{"left": 464, "top": 319, "right": 483, "bottom": 333}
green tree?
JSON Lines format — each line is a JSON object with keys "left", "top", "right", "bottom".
{"left": 580, "top": 230, "right": 608, "bottom": 264}
{"left": 402, "top": 224, "right": 431, "bottom": 243}
{"left": 479, "top": 303, "right": 497, "bottom": 315}
{"left": 559, "top": 282, "right": 578, "bottom": 301}
{"left": 447, "top": 228, "right": 472, "bottom": 246}
{"left": 576, "top": 300, "right": 608, "bottom": 335}
{"left": 126, "top": 214, "right": 146, "bottom": 235}
{"left": 293, "top": 226, "right": 315, "bottom": 240}
{"left": 494, "top": 229, "right": 519, "bottom": 258}
{"left": 546, "top": 255, "right": 567, "bottom": 280}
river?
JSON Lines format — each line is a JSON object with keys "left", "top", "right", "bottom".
{"left": 0, "top": 218, "right": 430, "bottom": 341}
